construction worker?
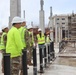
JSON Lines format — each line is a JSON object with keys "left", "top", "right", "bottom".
{"left": 37, "top": 28, "right": 45, "bottom": 56}
{"left": 27, "top": 25, "right": 34, "bottom": 65}
{"left": 6, "top": 16, "right": 23, "bottom": 75}
{"left": 0, "top": 26, "right": 9, "bottom": 52}
{"left": 46, "top": 34, "right": 51, "bottom": 44}
{"left": 19, "top": 19, "right": 30, "bottom": 75}
{"left": 19, "top": 19, "right": 29, "bottom": 49}
{"left": 0, "top": 26, "right": 9, "bottom": 73}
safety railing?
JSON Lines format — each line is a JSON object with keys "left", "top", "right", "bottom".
{"left": 3, "top": 42, "right": 55, "bottom": 75}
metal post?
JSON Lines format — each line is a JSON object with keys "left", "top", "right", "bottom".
{"left": 48, "top": 44, "right": 50, "bottom": 63}
{"left": 22, "top": 48, "right": 28, "bottom": 75}
{"left": 33, "top": 47, "right": 37, "bottom": 75}
{"left": 50, "top": 42, "right": 53, "bottom": 61}
{"left": 38, "top": 48, "right": 44, "bottom": 73}
{"left": 44, "top": 46, "right": 48, "bottom": 68}
{"left": 52, "top": 42, "right": 55, "bottom": 59}
{"left": 3, "top": 53, "right": 11, "bottom": 75}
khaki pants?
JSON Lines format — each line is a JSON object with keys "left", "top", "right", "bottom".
{"left": 1, "top": 50, "right": 6, "bottom": 73}
{"left": 27, "top": 46, "right": 33, "bottom": 64}
{"left": 11, "top": 56, "right": 21, "bottom": 75}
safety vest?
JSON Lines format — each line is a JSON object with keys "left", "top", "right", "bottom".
{"left": 46, "top": 36, "right": 50, "bottom": 43}
{"left": 0, "top": 32, "right": 7, "bottom": 50}
{"left": 37, "top": 33, "right": 45, "bottom": 44}
{"left": 19, "top": 27, "right": 27, "bottom": 48}
{"left": 29, "top": 32, "right": 34, "bottom": 46}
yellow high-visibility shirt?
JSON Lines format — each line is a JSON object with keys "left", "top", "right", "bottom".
{"left": 6, "top": 27, "right": 23, "bottom": 58}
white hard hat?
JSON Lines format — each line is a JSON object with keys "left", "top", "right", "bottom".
{"left": 38, "top": 28, "right": 41, "bottom": 31}
{"left": 2, "top": 26, "right": 8, "bottom": 30}
{"left": 27, "top": 25, "right": 32, "bottom": 29}
{"left": 11, "top": 16, "right": 23, "bottom": 24}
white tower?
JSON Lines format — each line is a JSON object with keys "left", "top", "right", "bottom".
{"left": 9, "top": 0, "right": 21, "bottom": 29}
{"left": 39, "top": 0, "right": 45, "bottom": 33}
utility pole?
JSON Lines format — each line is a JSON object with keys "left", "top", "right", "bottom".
{"left": 9, "top": 0, "right": 21, "bottom": 29}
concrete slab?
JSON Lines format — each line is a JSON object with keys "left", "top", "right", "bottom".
{"left": 58, "top": 54, "right": 76, "bottom": 58}
{"left": 0, "top": 42, "right": 76, "bottom": 75}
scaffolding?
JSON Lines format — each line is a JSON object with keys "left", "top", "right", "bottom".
{"left": 69, "top": 14, "right": 76, "bottom": 41}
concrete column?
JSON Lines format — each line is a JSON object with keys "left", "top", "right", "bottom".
{"left": 39, "top": 0, "right": 45, "bottom": 33}
{"left": 49, "top": 19, "right": 53, "bottom": 41}
{"left": 49, "top": 7, "right": 53, "bottom": 41}
{"left": 39, "top": 10, "right": 45, "bottom": 33}
{"left": 23, "top": 10, "right": 25, "bottom": 19}
{"left": 55, "top": 25, "right": 58, "bottom": 43}
{"left": 9, "top": 0, "right": 21, "bottom": 29}
{"left": 60, "top": 26, "right": 62, "bottom": 41}
{"left": 59, "top": 26, "right": 61, "bottom": 42}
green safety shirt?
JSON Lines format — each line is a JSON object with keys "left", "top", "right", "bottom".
{"left": 37, "top": 33, "right": 45, "bottom": 44}
{"left": 6, "top": 26, "right": 23, "bottom": 58}
{"left": 0, "top": 32, "right": 7, "bottom": 50}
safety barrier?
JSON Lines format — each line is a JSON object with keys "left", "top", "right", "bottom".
{"left": 38, "top": 41, "right": 55, "bottom": 73}
{"left": 38, "top": 47, "right": 44, "bottom": 73}
{"left": 22, "top": 48, "right": 28, "bottom": 75}
{"left": 3, "top": 53, "right": 11, "bottom": 75}
{"left": 33, "top": 47, "right": 37, "bottom": 75}
{"left": 47, "top": 44, "right": 50, "bottom": 63}
{"left": 44, "top": 47, "right": 47, "bottom": 68}
{"left": 3, "top": 42, "right": 55, "bottom": 75}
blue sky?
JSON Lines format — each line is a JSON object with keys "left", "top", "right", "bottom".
{"left": 0, "top": 0, "right": 76, "bottom": 31}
